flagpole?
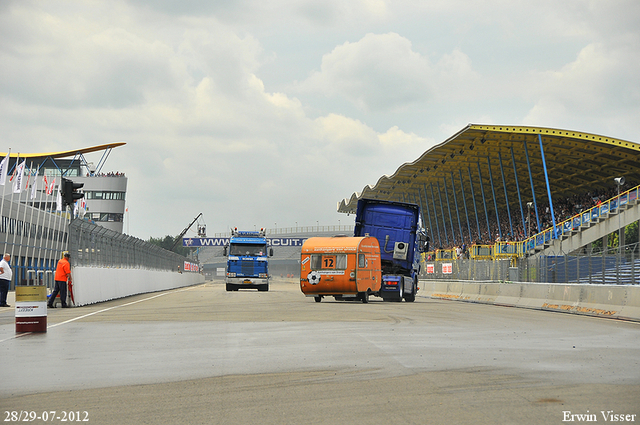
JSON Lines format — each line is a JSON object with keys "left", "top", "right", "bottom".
{"left": 0, "top": 148, "right": 12, "bottom": 252}
{"left": 26, "top": 163, "right": 40, "bottom": 278}
{"left": 16, "top": 162, "right": 34, "bottom": 282}
{"left": 30, "top": 167, "right": 45, "bottom": 281}
{"left": 53, "top": 182, "right": 65, "bottom": 260}
{"left": 7, "top": 154, "right": 21, "bottom": 254}
{"left": 41, "top": 176, "right": 57, "bottom": 274}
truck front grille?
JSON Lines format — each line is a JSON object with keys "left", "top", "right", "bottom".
{"left": 241, "top": 260, "right": 254, "bottom": 276}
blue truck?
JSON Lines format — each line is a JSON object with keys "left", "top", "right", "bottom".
{"left": 353, "top": 199, "right": 426, "bottom": 302}
{"left": 224, "top": 228, "right": 272, "bottom": 291}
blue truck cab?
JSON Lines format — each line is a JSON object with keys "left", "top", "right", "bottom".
{"left": 224, "top": 228, "right": 272, "bottom": 292}
{"left": 354, "top": 199, "right": 426, "bottom": 302}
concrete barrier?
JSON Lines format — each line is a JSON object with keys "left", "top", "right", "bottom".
{"left": 419, "top": 279, "right": 640, "bottom": 322}
{"left": 476, "top": 283, "right": 500, "bottom": 304}
{"left": 73, "top": 267, "right": 205, "bottom": 306}
{"left": 620, "top": 286, "right": 640, "bottom": 321}
{"left": 572, "top": 285, "right": 626, "bottom": 318}
{"left": 517, "top": 283, "right": 550, "bottom": 309}
{"left": 543, "top": 284, "right": 582, "bottom": 314}
{"left": 424, "top": 282, "right": 452, "bottom": 300}
{"left": 494, "top": 283, "right": 521, "bottom": 307}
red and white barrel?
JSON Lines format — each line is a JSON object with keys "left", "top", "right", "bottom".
{"left": 15, "top": 286, "right": 47, "bottom": 333}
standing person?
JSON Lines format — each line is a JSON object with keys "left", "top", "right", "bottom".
{"left": 48, "top": 252, "right": 72, "bottom": 308}
{"left": 0, "top": 253, "right": 12, "bottom": 307}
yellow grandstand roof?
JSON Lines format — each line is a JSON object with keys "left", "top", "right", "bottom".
{"left": 1, "top": 142, "right": 126, "bottom": 159}
{"left": 338, "top": 124, "right": 640, "bottom": 214}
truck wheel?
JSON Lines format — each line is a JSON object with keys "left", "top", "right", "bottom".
{"left": 258, "top": 284, "right": 269, "bottom": 291}
{"left": 226, "top": 284, "right": 235, "bottom": 291}
{"left": 404, "top": 278, "right": 417, "bottom": 302}
{"left": 314, "top": 296, "right": 322, "bottom": 303}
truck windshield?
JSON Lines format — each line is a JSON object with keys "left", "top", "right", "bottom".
{"left": 229, "top": 243, "right": 267, "bottom": 256}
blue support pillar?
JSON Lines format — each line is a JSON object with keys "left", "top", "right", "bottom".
{"left": 414, "top": 191, "right": 425, "bottom": 232}
{"left": 467, "top": 167, "right": 481, "bottom": 242}
{"left": 538, "top": 134, "right": 558, "bottom": 239}
{"left": 487, "top": 156, "right": 502, "bottom": 240}
{"left": 421, "top": 185, "right": 435, "bottom": 246}
{"left": 435, "top": 181, "right": 449, "bottom": 246}
{"left": 498, "top": 151, "right": 514, "bottom": 239}
{"left": 523, "top": 140, "right": 541, "bottom": 233}
{"left": 477, "top": 162, "right": 492, "bottom": 242}
{"left": 459, "top": 169, "right": 472, "bottom": 244}
{"left": 429, "top": 183, "right": 443, "bottom": 248}
{"left": 450, "top": 172, "right": 465, "bottom": 244}
{"left": 442, "top": 176, "right": 456, "bottom": 245}
{"left": 511, "top": 147, "right": 527, "bottom": 238}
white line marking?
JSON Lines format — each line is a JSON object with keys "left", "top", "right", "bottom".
{"left": 0, "top": 284, "right": 204, "bottom": 343}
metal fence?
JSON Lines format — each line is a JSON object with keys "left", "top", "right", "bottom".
{"left": 519, "top": 243, "right": 640, "bottom": 285}
{"left": 68, "top": 219, "right": 187, "bottom": 272}
{"left": 422, "top": 242, "right": 640, "bottom": 285}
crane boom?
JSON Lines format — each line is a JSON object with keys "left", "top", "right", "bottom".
{"left": 170, "top": 213, "right": 203, "bottom": 251}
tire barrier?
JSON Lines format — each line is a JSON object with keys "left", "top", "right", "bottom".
{"left": 421, "top": 280, "right": 640, "bottom": 322}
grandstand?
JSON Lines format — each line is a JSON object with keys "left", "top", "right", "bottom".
{"left": 338, "top": 124, "right": 640, "bottom": 284}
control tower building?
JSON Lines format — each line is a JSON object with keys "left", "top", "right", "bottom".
{"left": 2, "top": 143, "right": 127, "bottom": 233}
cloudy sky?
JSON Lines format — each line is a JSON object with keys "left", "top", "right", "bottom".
{"left": 1, "top": 0, "right": 639, "bottom": 239}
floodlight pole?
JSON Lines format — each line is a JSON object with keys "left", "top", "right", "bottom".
{"left": 527, "top": 202, "right": 532, "bottom": 240}
{"left": 615, "top": 177, "right": 625, "bottom": 255}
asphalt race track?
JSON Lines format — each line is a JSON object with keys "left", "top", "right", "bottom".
{"left": 1, "top": 279, "right": 639, "bottom": 425}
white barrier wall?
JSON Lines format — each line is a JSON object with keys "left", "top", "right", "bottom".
{"left": 72, "top": 267, "right": 205, "bottom": 306}
{"left": 420, "top": 280, "right": 640, "bottom": 322}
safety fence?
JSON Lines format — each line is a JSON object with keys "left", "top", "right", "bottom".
{"left": 68, "top": 219, "right": 189, "bottom": 272}
{"left": 422, "top": 242, "right": 640, "bottom": 284}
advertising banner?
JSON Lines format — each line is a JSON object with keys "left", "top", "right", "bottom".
{"left": 183, "top": 237, "right": 308, "bottom": 247}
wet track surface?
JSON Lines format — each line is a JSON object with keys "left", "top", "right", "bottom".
{"left": 1, "top": 279, "right": 639, "bottom": 424}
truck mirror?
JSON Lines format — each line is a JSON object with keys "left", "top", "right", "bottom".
{"left": 223, "top": 246, "right": 227, "bottom": 256}
{"left": 269, "top": 248, "right": 274, "bottom": 257}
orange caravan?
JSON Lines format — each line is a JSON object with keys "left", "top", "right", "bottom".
{"left": 300, "top": 236, "right": 382, "bottom": 303}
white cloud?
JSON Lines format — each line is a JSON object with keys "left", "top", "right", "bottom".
{"left": 523, "top": 40, "right": 640, "bottom": 138}
{"left": 296, "top": 33, "right": 482, "bottom": 112}
{"left": 297, "top": 33, "right": 432, "bottom": 111}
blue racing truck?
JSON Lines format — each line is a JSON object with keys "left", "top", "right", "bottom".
{"left": 224, "top": 228, "right": 273, "bottom": 292}
{"left": 353, "top": 199, "right": 426, "bottom": 302}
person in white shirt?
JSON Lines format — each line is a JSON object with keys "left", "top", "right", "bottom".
{"left": 0, "top": 253, "right": 12, "bottom": 307}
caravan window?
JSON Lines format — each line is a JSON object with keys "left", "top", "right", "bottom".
{"left": 311, "top": 254, "right": 347, "bottom": 270}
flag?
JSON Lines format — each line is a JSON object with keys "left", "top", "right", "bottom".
{"left": 56, "top": 185, "right": 63, "bottom": 211}
{"left": 79, "top": 198, "right": 86, "bottom": 218}
{"left": 0, "top": 155, "right": 8, "bottom": 186}
{"left": 44, "top": 176, "right": 48, "bottom": 194}
{"left": 12, "top": 160, "right": 26, "bottom": 193}
{"left": 48, "top": 177, "right": 55, "bottom": 196}
{"left": 30, "top": 169, "right": 39, "bottom": 199}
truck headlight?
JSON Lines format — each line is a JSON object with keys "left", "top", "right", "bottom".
{"left": 227, "top": 272, "right": 236, "bottom": 277}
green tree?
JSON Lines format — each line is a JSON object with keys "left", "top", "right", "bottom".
{"left": 625, "top": 221, "right": 639, "bottom": 246}
{"left": 148, "top": 235, "right": 190, "bottom": 256}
